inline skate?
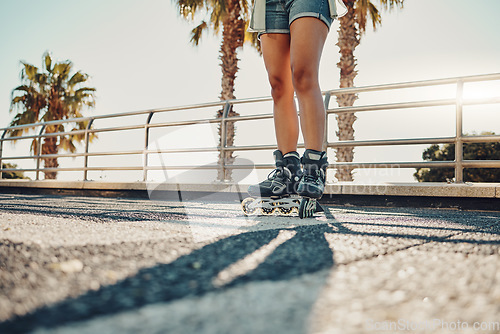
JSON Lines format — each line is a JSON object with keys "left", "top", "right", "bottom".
{"left": 297, "top": 149, "right": 328, "bottom": 219}
{"left": 241, "top": 150, "right": 302, "bottom": 216}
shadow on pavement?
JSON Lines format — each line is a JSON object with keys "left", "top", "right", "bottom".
{"left": 0, "top": 223, "right": 336, "bottom": 333}
{"left": 0, "top": 196, "right": 499, "bottom": 333}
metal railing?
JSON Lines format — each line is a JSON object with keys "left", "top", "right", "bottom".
{"left": 1, "top": 73, "right": 500, "bottom": 183}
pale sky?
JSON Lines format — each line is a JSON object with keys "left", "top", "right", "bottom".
{"left": 1, "top": 0, "right": 500, "bottom": 183}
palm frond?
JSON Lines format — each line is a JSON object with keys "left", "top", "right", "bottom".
{"left": 37, "top": 73, "right": 48, "bottom": 86}
{"left": 174, "top": 0, "right": 205, "bottom": 19}
{"left": 21, "top": 63, "right": 39, "bottom": 82}
{"left": 6, "top": 127, "right": 25, "bottom": 140}
{"left": 367, "top": 2, "right": 382, "bottom": 31}
{"left": 52, "top": 62, "right": 72, "bottom": 81}
{"left": 58, "top": 136, "right": 77, "bottom": 153}
{"left": 207, "top": 0, "right": 226, "bottom": 14}
{"left": 355, "top": 0, "right": 368, "bottom": 33}
{"left": 7, "top": 112, "right": 37, "bottom": 138}
{"left": 68, "top": 127, "right": 86, "bottom": 142}
{"left": 30, "top": 138, "right": 39, "bottom": 155}
{"left": 356, "top": 0, "right": 403, "bottom": 34}
{"left": 190, "top": 21, "right": 209, "bottom": 45}
{"left": 88, "top": 132, "right": 98, "bottom": 143}
{"left": 11, "top": 96, "right": 24, "bottom": 105}
{"left": 239, "top": 0, "right": 249, "bottom": 13}
{"left": 75, "top": 87, "right": 96, "bottom": 94}
{"left": 11, "top": 85, "right": 30, "bottom": 93}
{"left": 173, "top": 0, "right": 258, "bottom": 54}
{"left": 378, "top": 0, "right": 404, "bottom": 11}
{"left": 10, "top": 85, "right": 30, "bottom": 112}
{"left": 209, "top": 0, "right": 225, "bottom": 32}
{"left": 44, "top": 51, "right": 52, "bottom": 72}
{"left": 68, "top": 72, "right": 89, "bottom": 87}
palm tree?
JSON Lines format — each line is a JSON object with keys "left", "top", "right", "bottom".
{"left": 1, "top": 163, "right": 29, "bottom": 179}
{"left": 9, "top": 52, "right": 96, "bottom": 179}
{"left": 173, "top": 0, "right": 258, "bottom": 181}
{"left": 335, "top": 0, "right": 404, "bottom": 181}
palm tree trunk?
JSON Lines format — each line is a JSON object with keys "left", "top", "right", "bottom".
{"left": 42, "top": 126, "right": 59, "bottom": 179}
{"left": 217, "top": 0, "right": 244, "bottom": 181}
{"left": 335, "top": 0, "right": 359, "bottom": 181}
{"left": 42, "top": 91, "right": 62, "bottom": 180}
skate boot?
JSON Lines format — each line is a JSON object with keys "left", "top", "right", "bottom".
{"left": 297, "top": 149, "right": 328, "bottom": 219}
{"left": 242, "top": 150, "right": 302, "bottom": 215}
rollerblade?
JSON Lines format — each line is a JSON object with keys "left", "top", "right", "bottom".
{"left": 297, "top": 149, "right": 328, "bottom": 219}
{"left": 241, "top": 150, "right": 302, "bottom": 216}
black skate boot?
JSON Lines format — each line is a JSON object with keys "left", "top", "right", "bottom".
{"left": 248, "top": 150, "right": 301, "bottom": 197}
{"left": 242, "top": 150, "right": 302, "bottom": 215}
{"left": 297, "top": 149, "right": 328, "bottom": 218}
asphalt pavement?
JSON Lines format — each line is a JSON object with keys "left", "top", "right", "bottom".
{"left": 0, "top": 193, "right": 499, "bottom": 334}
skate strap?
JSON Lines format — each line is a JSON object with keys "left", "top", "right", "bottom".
{"left": 301, "top": 149, "right": 328, "bottom": 169}
{"left": 283, "top": 151, "right": 300, "bottom": 160}
{"left": 303, "top": 149, "right": 326, "bottom": 161}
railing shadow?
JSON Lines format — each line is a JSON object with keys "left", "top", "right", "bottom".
{"left": 0, "top": 223, "right": 336, "bottom": 333}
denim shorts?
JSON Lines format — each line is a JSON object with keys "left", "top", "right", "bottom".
{"left": 263, "top": 0, "right": 333, "bottom": 35}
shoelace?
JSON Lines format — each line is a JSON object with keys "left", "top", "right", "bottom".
{"left": 267, "top": 167, "right": 284, "bottom": 180}
{"left": 303, "top": 171, "right": 324, "bottom": 185}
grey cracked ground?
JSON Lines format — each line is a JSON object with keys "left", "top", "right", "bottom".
{"left": 0, "top": 193, "right": 499, "bottom": 334}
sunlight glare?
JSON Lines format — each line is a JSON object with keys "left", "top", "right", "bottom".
{"left": 462, "top": 81, "right": 500, "bottom": 101}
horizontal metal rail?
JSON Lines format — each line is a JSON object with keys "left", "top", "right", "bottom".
{"left": 3, "top": 160, "right": 499, "bottom": 174}
{"left": 2, "top": 73, "right": 500, "bottom": 134}
{"left": 1, "top": 73, "right": 500, "bottom": 183}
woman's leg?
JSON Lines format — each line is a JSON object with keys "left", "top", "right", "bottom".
{"left": 260, "top": 33, "right": 299, "bottom": 154}
{"left": 289, "top": 17, "right": 329, "bottom": 151}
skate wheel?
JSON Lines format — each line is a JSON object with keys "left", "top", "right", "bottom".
{"left": 299, "top": 198, "right": 316, "bottom": 219}
{"left": 262, "top": 207, "right": 275, "bottom": 215}
{"left": 281, "top": 198, "right": 300, "bottom": 215}
{"left": 278, "top": 207, "right": 292, "bottom": 215}
{"left": 241, "top": 197, "right": 259, "bottom": 216}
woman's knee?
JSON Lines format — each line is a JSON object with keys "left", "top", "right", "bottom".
{"left": 291, "top": 66, "right": 318, "bottom": 94}
{"left": 268, "top": 74, "right": 293, "bottom": 100}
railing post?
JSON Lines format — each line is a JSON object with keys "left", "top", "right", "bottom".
{"left": 455, "top": 80, "right": 464, "bottom": 183}
{"left": 219, "top": 102, "right": 231, "bottom": 181}
{"left": 83, "top": 119, "right": 94, "bottom": 181}
{"left": 143, "top": 112, "right": 154, "bottom": 182}
{"left": 323, "top": 92, "right": 331, "bottom": 152}
{"left": 0, "top": 129, "right": 7, "bottom": 180}
{"left": 36, "top": 125, "right": 46, "bottom": 180}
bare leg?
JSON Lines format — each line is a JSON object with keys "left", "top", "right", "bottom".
{"left": 290, "top": 18, "right": 329, "bottom": 151}
{"left": 260, "top": 33, "right": 299, "bottom": 154}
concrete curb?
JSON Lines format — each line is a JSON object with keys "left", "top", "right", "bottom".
{"left": 1, "top": 180, "right": 499, "bottom": 198}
